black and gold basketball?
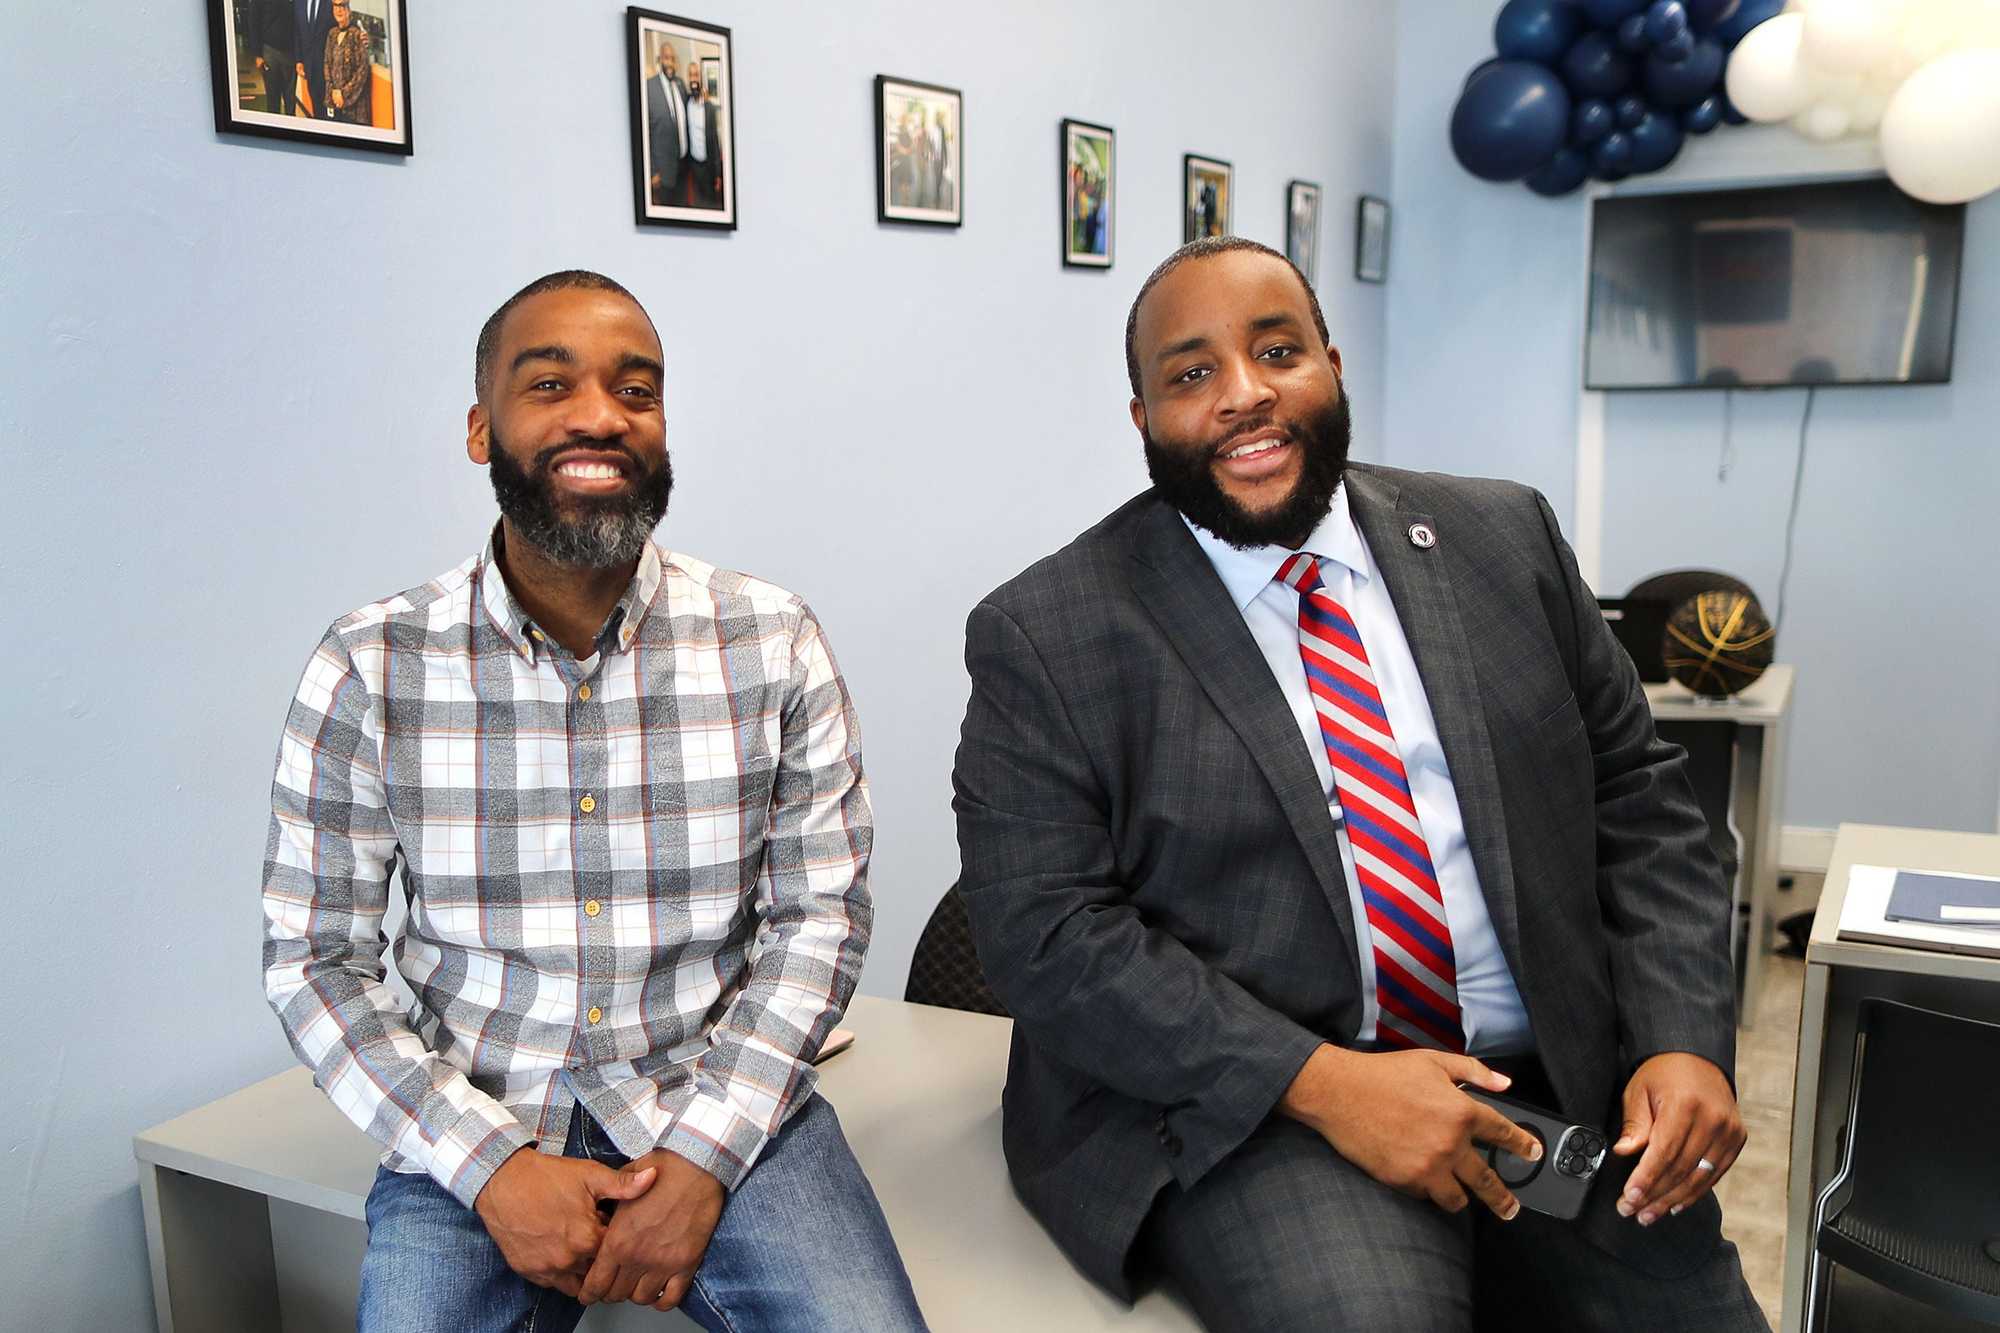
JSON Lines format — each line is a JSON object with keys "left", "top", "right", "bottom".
{"left": 1662, "top": 591, "right": 1775, "bottom": 698}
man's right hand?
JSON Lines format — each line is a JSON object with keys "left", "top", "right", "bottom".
{"left": 473, "top": 1147, "right": 658, "bottom": 1297}
{"left": 1279, "top": 1043, "right": 1543, "bottom": 1220}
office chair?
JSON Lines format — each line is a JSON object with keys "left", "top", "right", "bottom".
{"left": 1627, "top": 568, "right": 1760, "bottom": 613}
{"left": 1805, "top": 999, "right": 2000, "bottom": 1330}
{"left": 903, "top": 884, "right": 1009, "bottom": 1018}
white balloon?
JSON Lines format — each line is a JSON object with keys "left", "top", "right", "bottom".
{"left": 1798, "top": 101, "right": 1856, "bottom": 138}
{"left": 1803, "top": 0, "right": 1908, "bottom": 75}
{"left": 1880, "top": 48, "right": 2000, "bottom": 202}
{"left": 1849, "top": 89, "right": 1890, "bottom": 131}
{"left": 1727, "top": 14, "right": 1821, "bottom": 121}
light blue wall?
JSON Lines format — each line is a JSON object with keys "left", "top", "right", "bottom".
{"left": 1387, "top": 0, "right": 2000, "bottom": 836}
{"left": 1384, "top": 0, "right": 1588, "bottom": 524}
{"left": 0, "top": 2, "right": 1396, "bottom": 1326}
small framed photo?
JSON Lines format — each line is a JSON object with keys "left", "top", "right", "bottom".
{"left": 1061, "top": 119, "right": 1115, "bottom": 269}
{"left": 1286, "top": 180, "right": 1323, "bottom": 287}
{"left": 1184, "top": 155, "right": 1233, "bottom": 243}
{"left": 1355, "top": 195, "right": 1391, "bottom": 284}
{"left": 628, "top": 9, "right": 737, "bottom": 230}
{"left": 877, "top": 76, "right": 963, "bottom": 226}
{"left": 204, "top": 0, "right": 412, "bottom": 155}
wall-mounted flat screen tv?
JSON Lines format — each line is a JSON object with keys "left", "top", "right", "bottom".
{"left": 1585, "top": 178, "right": 1964, "bottom": 390}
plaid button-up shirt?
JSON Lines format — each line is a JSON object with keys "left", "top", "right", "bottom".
{"left": 262, "top": 533, "right": 872, "bottom": 1207}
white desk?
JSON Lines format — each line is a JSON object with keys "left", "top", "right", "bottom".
{"left": 1645, "top": 664, "right": 1795, "bottom": 1027}
{"left": 1779, "top": 823, "right": 2000, "bottom": 1333}
{"left": 134, "top": 996, "right": 1200, "bottom": 1333}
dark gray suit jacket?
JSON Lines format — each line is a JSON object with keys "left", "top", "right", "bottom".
{"left": 951, "top": 465, "right": 1736, "bottom": 1297}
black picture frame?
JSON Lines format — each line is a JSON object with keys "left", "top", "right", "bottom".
{"left": 1356, "top": 194, "right": 1391, "bottom": 284}
{"left": 628, "top": 9, "right": 738, "bottom": 231}
{"left": 1286, "top": 179, "right": 1323, "bottom": 288}
{"left": 1183, "top": 154, "right": 1232, "bottom": 243}
{"left": 1060, "top": 119, "right": 1115, "bottom": 269}
{"left": 204, "top": 0, "right": 413, "bottom": 155}
{"left": 876, "top": 75, "right": 963, "bottom": 227}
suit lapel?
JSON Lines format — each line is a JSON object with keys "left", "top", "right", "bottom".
{"left": 1126, "top": 499, "right": 1362, "bottom": 970}
{"left": 1343, "top": 468, "right": 1525, "bottom": 982}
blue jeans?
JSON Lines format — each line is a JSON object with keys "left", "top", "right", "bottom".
{"left": 358, "top": 1094, "right": 928, "bottom": 1332}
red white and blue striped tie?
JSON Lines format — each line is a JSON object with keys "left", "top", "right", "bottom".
{"left": 1277, "top": 553, "right": 1466, "bottom": 1054}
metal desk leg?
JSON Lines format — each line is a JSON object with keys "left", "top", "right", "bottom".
{"left": 137, "top": 1160, "right": 282, "bottom": 1333}
{"left": 1780, "top": 962, "right": 1831, "bottom": 1333}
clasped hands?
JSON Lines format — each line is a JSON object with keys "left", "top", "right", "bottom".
{"left": 473, "top": 1143, "right": 725, "bottom": 1311}
{"left": 1281, "top": 1044, "right": 1744, "bottom": 1224}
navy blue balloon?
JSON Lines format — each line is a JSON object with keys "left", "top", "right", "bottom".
{"left": 1719, "top": 89, "right": 1748, "bottom": 124}
{"left": 1582, "top": 0, "right": 1647, "bottom": 25}
{"left": 1615, "top": 94, "right": 1648, "bottom": 128}
{"left": 1711, "top": 0, "right": 1783, "bottom": 48}
{"left": 1642, "top": 37, "right": 1724, "bottom": 106}
{"left": 1571, "top": 97, "right": 1615, "bottom": 144}
{"left": 1561, "top": 30, "right": 1634, "bottom": 97}
{"left": 1655, "top": 27, "right": 1696, "bottom": 61}
{"left": 1684, "top": 0, "right": 1739, "bottom": 32}
{"left": 1495, "top": 0, "right": 1586, "bottom": 64}
{"left": 1617, "top": 13, "right": 1653, "bottom": 52}
{"left": 1627, "top": 110, "right": 1685, "bottom": 171}
{"left": 1591, "top": 130, "right": 1634, "bottom": 174}
{"left": 1683, "top": 96, "right": 1723, "bottom": 132}
{"left": 1644, "top": 0, "right": 1689, "bottom": 44}
{"left": 1464, "top": 55, "right": 1504, "bottom": 90}
{"left": 1450, "top": 60, "right": 1574, "bottom": 182}
{"left": 1526, "top": 147, "right": 1591, "bottom": 195}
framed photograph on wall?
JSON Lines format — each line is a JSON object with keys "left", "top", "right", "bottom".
{"left": 1184, "top": 154, "right": 1232, "bottom": 242}
{"left": 628, "top": 9, "right": 737, "bottom": 230}
{"left": 1286, "top": 180, "right": 1323, "bottom": 287}
{"left": 1061, "top": 119, "right": 1115, "bottom": 269}
{"left": 877, "top": 76, "right": 962, "bottom": 226}
{"left": 1356, "top": 194, "right": 1391, "bottom": 283}
{"left": 204, "top": 0, "right": 412, "bottom": 155}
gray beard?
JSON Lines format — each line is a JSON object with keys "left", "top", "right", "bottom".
{"left": 485, "top": 430, "right": 672, "bottom": 570}
{"left": 508, "top": 504, "right": 659, "bottom": 570}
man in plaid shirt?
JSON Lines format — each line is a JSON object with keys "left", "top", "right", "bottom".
{"left": 262, "top": 270, "right": 927, "bottom": 1331}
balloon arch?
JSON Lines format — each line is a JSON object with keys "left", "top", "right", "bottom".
{"left": 1451, "top": 0, "right": 2000, "bottom": 205}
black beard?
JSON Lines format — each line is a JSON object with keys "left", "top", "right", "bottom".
{"left": 1144, "top": 391, "right": 1351, "bottom": 550}
{"left": 487, "top": 428, "right": 673, "bottom": 569}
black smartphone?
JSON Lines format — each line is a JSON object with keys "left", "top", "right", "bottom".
{"left": 1459, "top": 1086, "right": 1609, "bottom": 1221}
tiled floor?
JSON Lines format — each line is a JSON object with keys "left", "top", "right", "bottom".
{"left": 1716, "top": 943, "right": 1810, "bottom": 1327}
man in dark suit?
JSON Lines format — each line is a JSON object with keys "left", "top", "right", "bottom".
{"left": 952, "top": 236, "right": 1765, "bottom": 1331}
{"left": 644, "top": 42, "right": 688, "bottom": 208}
{"left": 292, "top": 0, "right": 335, "bottom": 119}
{"left": 249, "top": 0, "right": 295, "bottom": 115}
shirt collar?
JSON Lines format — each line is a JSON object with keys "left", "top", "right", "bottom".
{"left": 1181, "top": 482, "right": 1371, "bottom": 612}
{"left": 476, "top": 526, "right": 665, "bottom": 663}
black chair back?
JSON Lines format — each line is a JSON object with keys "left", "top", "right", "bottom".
{"left": 903, "top": 885, "right": 1009, "bottom": 1018}
{"left": 1809, "top": 999, "right": 2000, "bottom": 1328}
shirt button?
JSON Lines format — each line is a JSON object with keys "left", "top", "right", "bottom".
{"left": 587, "top": 1006, "right": 603, "bottom": 1025}
{"left": 578, "top": 794, "right": 596, "bottom": 814}
{"left": 584, "top": 899, "right": 602, "bottom": 917}
{"left": 577, "top": 684, "right": 592, "bottom": 702}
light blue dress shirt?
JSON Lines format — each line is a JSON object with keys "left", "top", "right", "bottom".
{"left": 1184, "top": 488, "right": 1533, "bottom": 1056}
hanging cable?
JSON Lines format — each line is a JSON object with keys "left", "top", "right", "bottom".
{"left": 1772, "top": 385, "right": 1816, "bottom": 631}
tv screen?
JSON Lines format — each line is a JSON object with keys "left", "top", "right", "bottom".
{"left": 1585, "top": 178, "right": 1964, "bottom": 390}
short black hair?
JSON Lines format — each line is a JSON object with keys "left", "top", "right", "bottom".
{"left": 474, "top": 270, "right": 651, "bottom": 402}
{"left": 1124, "top": 237, "right": 1331, "bottom": 400}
